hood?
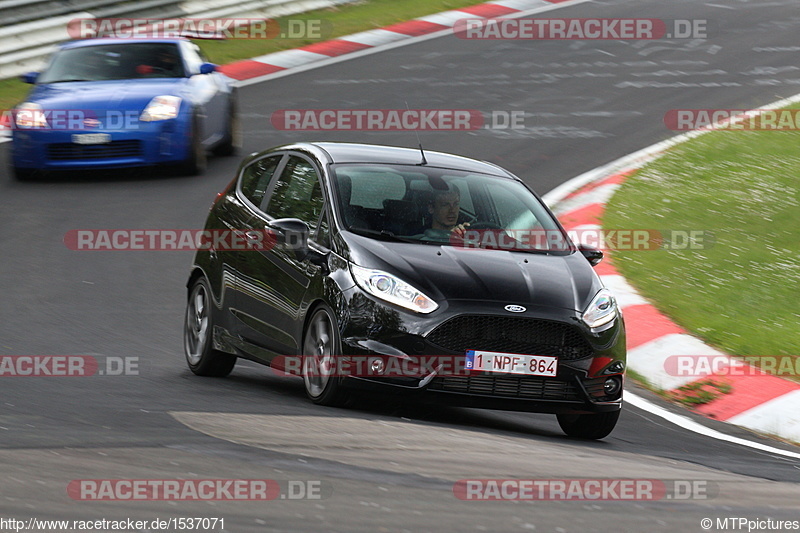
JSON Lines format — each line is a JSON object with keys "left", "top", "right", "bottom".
{"left": 344, "top": 234, "right": 602, "bottom": 313}
{"left": 24, "top": 78, "right": 187, "bottom": 114}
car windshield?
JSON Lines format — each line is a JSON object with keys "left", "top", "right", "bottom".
{"left": 331, "top": 163, "right": 574, "bottom": 254}
{"left": 37, "top": 43, "right": 186, "bottom": 83}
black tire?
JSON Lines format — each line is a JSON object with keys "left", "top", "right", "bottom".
{"left": 178, "top": 112, "right": 207, "bottom": 176}
{"left": 212, "top": 95, "right": 240, "bottom": 157}
{"left": 11, "top": 165, "right": 34, "bottom": 181}
{"left": 301, "top": 305, "right": 350, "bottom": 407}
{"left": 557, "top": 410, "right": 620, "bottom": 440}
{"left": 184, "top": 277, "right": 236, "bottom": 377}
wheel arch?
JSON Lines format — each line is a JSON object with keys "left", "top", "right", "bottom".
{"left": 186, "top": 266, "right": 224, "bottom": 309}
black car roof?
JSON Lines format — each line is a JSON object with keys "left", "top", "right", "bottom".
{"left": 308, "top": 142, "right": 515, "bottom": 177}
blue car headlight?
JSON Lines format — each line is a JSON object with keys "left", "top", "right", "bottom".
{"left": 582, "top": 288, "right": 617, "bottom": 328}
{"left": 140, "top": 96, "right": 181, "bottom": 122}
{"left": 14, "top": 102, "right": 46, "bottom": 128}
{"left": 350, "top": 264, "right": 438, "bottom": 314}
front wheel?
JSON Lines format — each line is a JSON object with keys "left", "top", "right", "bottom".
{"left": 557, "top": 410, "right": 620, "bottom": 440}
{"left": 177, "top": 113, "right": 207, "bottom": 176}
{"left": 11, "top": 164, "right": 34, "bottom": 181}
{"left": 213, "top": 97, "right": 241, "bottom": 157}
{"left": 302, "top": 305, "right": 349, "bottom": 406}
{"left": 184, "top": 277, "right": 236, "bottom": 377}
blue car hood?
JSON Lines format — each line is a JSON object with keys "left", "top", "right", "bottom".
{"left": 26, "top": 78, "right": 188, "bottom": 113}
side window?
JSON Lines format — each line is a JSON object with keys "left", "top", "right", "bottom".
{"left": 240, "top": 155, "right": 282, "bottom": 208}
{"left": 265, "top": 156, "right": 325, "bottom": 233}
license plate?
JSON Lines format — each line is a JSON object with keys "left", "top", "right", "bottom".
{"left": 465, "top": 350, "right": 557, "bottom": 376}
{"left": 72, "top": 133, "right": 111, "bottom": 145}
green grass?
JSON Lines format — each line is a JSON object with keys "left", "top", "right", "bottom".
{"left": 604, "top": 112, "right": 800, "bottom": 373}
{"left": 196, "top": 0, "right": 488, "bottom": 64}
{"left": 670, "top": 379, "right": 732, "bottom": 407}
{"left": 1, "top": 0, "right": 487, "bottom": 108}
{"left": 0, "top": 77, "right": 31, "bottom": 112}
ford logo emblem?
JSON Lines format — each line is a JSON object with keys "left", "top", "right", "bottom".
{"left": 504, "top": 305, "right": 526, "bottom": 313}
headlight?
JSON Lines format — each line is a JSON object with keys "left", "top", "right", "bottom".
{"left": 582, "top": 288, "right": 617, "bottom": 328}
{"left": 350, "top": 264, "right": 438, "bottom": 314}
{"left": 140, "top": 95, "right": 181, "bottom": 121}
{"left": 15, "top": 102, "right": 46, "bottom": 128}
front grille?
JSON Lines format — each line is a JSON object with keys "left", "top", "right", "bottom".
{"left": 426, "top": 315, "right": 593, "bottom": 360}
{"left": 47, "top": 141, "right": 142, "bottom": 161}
{"left": 429, "top": 374, "right": 582, "bottom": 401}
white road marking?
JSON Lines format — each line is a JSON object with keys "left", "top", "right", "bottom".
{"left": 626, "top": 391, "right": 800, "bottom": 459}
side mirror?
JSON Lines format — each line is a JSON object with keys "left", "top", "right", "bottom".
{"left": 199, "top": 63, "right": 217, "bottom": 75}
{"left": 578, "top": 244, "right": 603, "bottom": 267}
{"left": 268, "top": 218, "right": 328, "bottom": 267}
{"left": 21, "top": 72, "right": 39, "bottom": 84}
{"left": 270, "top": 218, "right": 309, "bottom": 251}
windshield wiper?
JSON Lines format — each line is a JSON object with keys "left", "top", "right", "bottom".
{"left": 46, "top": 78, "right": 93, "bottom": 83}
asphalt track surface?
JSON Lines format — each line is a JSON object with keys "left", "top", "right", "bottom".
{"left": 2, "top": 0, "right": 800, "bottom": 531}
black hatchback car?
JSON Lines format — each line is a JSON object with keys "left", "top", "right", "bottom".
{"left": 184, "top": 142, "right": 626, "bottom": 439}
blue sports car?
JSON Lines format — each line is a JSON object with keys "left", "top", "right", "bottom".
{"left": 9, "top": 38, "right": 239, "bottom": 179}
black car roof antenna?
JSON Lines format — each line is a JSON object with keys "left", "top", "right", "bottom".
{"left": 406, "top": 101, "right": 427, "bottom": 165}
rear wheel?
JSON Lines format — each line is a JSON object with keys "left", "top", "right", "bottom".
{"left": 557, "top": 410, "right": 620, "bottom": 440}
{"left": 184, "top": 277, "right": 236, "bottom": 377}
{"left": 302, "top": 305, "right": 349, "bottom": 406}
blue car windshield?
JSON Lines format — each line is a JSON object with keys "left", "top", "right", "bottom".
{"left": 331, "top": 164, "right": 574, "bottom": 254}
{"left": 38, "top": 43, "right": 186, "bottom": 83}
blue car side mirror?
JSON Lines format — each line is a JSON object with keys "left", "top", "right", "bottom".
{"left": 21, "top": 72, "right": 39, "bottom": 84}
{"left": 199, "top": 63, "right": 217, "bottom": 75}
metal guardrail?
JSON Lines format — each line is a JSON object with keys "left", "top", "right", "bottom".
{"left": 0, "top": 0, "right": 356, "bottom": 80}
{"left": 1, "top": 0, "right": 168, "bottom": 26}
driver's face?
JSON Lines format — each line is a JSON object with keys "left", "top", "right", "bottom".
{"left": 430, "top": 192, "right": 460, "bottom": 230}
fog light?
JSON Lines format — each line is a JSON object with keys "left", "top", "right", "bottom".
{"left": 603, "top": 377, "right": 621, "bottom": 396}
{"left": 608, "top": 361, "right": 625, "bottom": 374}
{"left": 369, "top": 357, "right": 385, "bottom": 374}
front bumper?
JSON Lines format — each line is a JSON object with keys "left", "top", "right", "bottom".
{"left": 10, "top": 117, "right": 190, "bottom": 171}
{"left": 335, "top": 288, "right": 627, "bottom": 415}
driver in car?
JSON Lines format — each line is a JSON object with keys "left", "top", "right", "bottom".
{"left": 137, "top": 48, "right": 181, "bottom": 76}
{"left": 418, "top": 187, "right": 471, "bottom": 241}
{"left": 151, "top": 48, "right": 181, "bottom": 75}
